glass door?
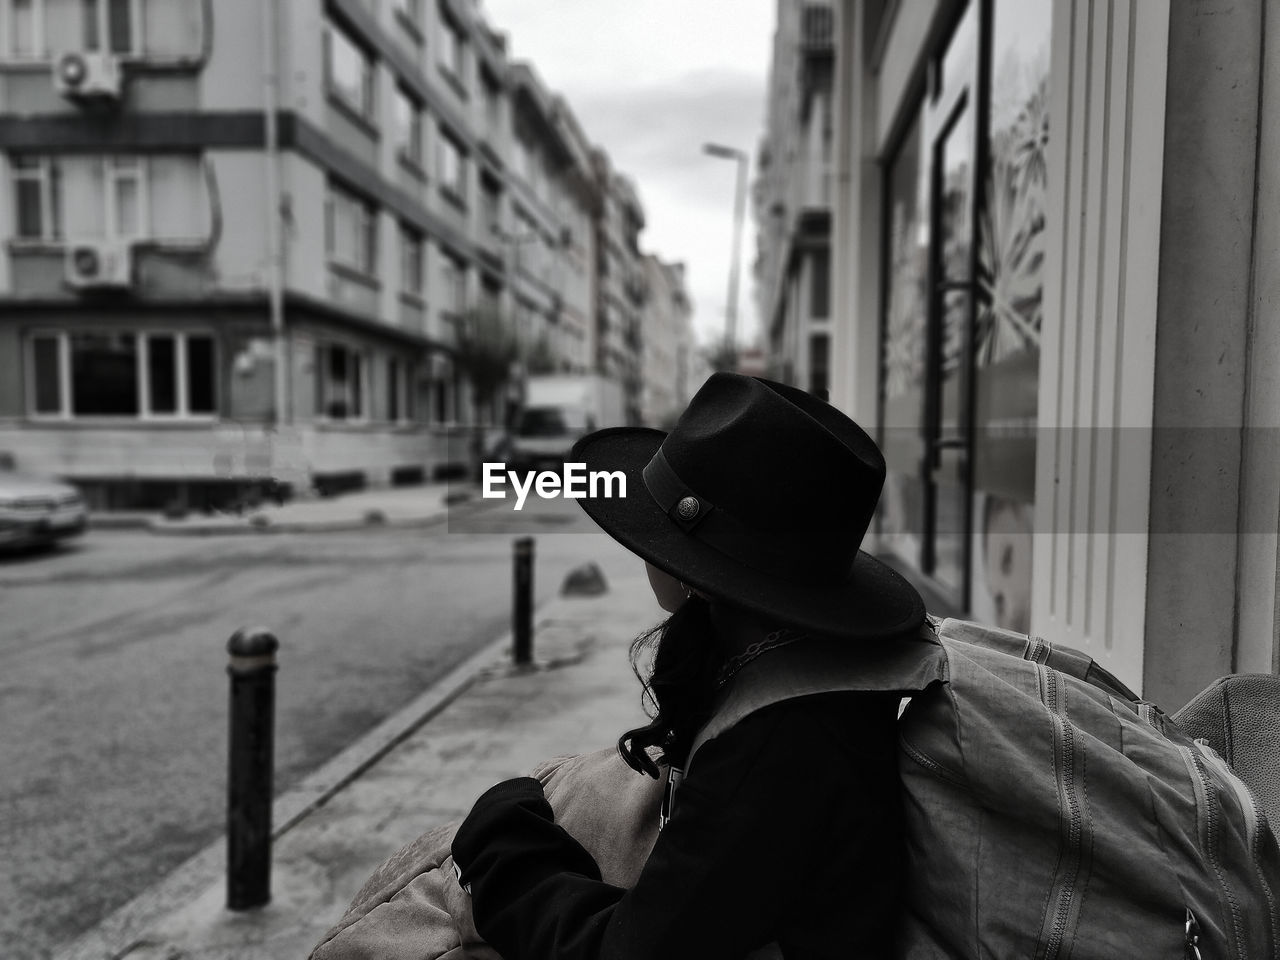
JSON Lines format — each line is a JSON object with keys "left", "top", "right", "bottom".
{"left": 922, "top": 1, "right": 983, "bottom": 606}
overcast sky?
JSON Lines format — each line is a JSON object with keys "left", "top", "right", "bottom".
{"left": 478, "top": 0, "right": 777, "bottom": 347}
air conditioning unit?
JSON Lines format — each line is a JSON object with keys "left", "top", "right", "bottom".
{"left": 65, "top": 240, "right": 135, "bottom": 290}
{"left": 53, "top": 51, "right": 123, "bottom": 102}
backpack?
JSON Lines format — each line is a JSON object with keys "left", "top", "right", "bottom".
{"left": 686, "top": 616, "right": 1280, "bottom": 960}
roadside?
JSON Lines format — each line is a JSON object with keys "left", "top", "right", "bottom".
{"left": 50, "top": 553, "right": 658, "bottom": 960}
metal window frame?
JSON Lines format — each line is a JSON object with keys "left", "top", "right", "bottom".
{"left": 11, "top": 155, "right": 60, "bottom": 241}
{"left": 105, "top": 154, "right": 148, "bottom": 240}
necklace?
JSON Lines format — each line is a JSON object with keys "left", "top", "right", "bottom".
{"left": 715, "top": 627, "right": 808, "bottom": 688}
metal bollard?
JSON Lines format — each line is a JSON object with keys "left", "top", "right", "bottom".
{"left": 513, "top": 536, "right": 535, "bottom": 666}
{"left": 226, "top": 627, "right": 278, "bottom": 911}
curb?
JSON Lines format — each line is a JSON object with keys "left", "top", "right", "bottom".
{"left": 50, "top": 595, "right": 563, "bottom": 960}
{"left": 143, "top": 492, "right": 488, "bottom": 537}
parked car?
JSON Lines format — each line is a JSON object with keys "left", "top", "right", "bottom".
{"left": 0, "top": 471, "right": 87, "bottom": 550}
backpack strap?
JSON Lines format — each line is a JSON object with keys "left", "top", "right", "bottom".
{"left": 684, "top": 621, "right": 947, "bottom": 775}
{"left": 935, "top": 617, "right": 1141, "bottom": 703}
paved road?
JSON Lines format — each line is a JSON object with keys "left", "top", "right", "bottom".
{"left": 0, "top": 495, "right": 635, "bottom": 960}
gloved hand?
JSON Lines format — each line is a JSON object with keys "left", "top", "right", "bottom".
{"left": 451, "top": 777, "right": 601, "bottom": 896}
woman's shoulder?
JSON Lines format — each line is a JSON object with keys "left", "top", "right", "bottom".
{"left": 698, "top": 690, "right": 901, "bottom": 769}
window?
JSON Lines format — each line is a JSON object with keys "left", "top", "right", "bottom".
{"left": 107, "top": 155, "right": 144, "bottom": 239}
{"left": 11, "top": 154, "right": 174, "bottom": 242}
{"left": 512, "top": 136, "right": 531, "bottom": 184}
{"left": 439, "top": 11, "right": 463, "bottom": 81}
{"left": 11, "top": 156, "right": 61, "bottom": 241}
{"left": 438, "top": 128, "right": 467, "bottom": 201}
{"left": 400, "top": 224, "right": 424, "bottom": 296}
{"left": 386, "top": 357, "right": 412, "bottom": 422}
{"left": 440, "top": 252, "right": 466, "bottom": 316}
{"left": 810, "top": 248, "right": 830, "bottom": 318}
{"left": 28, "top": 331, "right": 216, "bottom": 419}
{"left": 481, "top": 71, "right": 502, "bottom": 131}
{"left": 481, "top": 178, "right": 502, "bottom": 241}
{"left": 82, "top": 0, "right": 137, "bottom": 55}
{"left": 317, "top": 343, "right": 367, "bottom": 420}
{"left": 392, "top": 0, "right": 421, "bottom": 33}
{"left": 6, "top": 0, "right": 44, "bottom": 58}
{"left": 478, "top": 278, "right": 500, "bottom": 317}
{"left": 326, "top": 181, "right": 377, "bottom": 275}
{"left": 324, "top": 18, "right": 375, "bottom": 120}
{"left": 393, "top": 86, "right": 424, "bottom": 166}
{"left": 809, "top": 333, "right": 829, "bottom": 399}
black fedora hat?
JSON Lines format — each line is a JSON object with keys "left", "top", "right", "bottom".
{"left": 570, "top": 373, "right": 925, "bottom": 640}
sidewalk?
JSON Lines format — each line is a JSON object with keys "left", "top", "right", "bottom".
{"left": 52, "top": 563, "right": 659, "bottom": 960}
{"left": 94, "top": 482, "right": 476, "bottom": 536}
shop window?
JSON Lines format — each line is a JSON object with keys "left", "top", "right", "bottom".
{"left": 317, "top": 343, "right": 367, "bottom": 421}
{"left": 877, "top": 111, "right": 927, "bottom": 563}
{"left": 324, "top": 17, "right": 375, "bottom": 120}
{"left": 393, "top": 85, "right": 424, "bottom": 167}
{"left": 28, "top": 331, "right": 216, "bottom": 419}
{"left": 325, "top": 180, "right": 378, "bottom": 275}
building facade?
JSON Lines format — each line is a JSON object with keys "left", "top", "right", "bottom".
{"left": 753, "top": 0, "right": 834, "bottom": 398}
{"left": 591, "top": 151, "right": 647, "bottom": 425}
{"left": 820, "top": 0, "right": 1280, "bottom": 704}
{"left": 638, "top": 254, "right": 697, "bottom": 428}
{"left": 0, "top": 0, "right": 679, "bottom": 508}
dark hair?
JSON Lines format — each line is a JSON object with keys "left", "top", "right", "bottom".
{"left": 616, "top": 595, "right": 728, "bottom": 778}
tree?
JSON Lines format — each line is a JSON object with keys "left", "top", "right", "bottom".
{"left": 453, "top": 307, "right": 519, "bottom": 479}
{"left": 525, "top": 335, "right": 558, "bottom": 375}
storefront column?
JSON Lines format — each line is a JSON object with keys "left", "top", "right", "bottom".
{"left": 1031, "top": 0, "right": 1170, "bottom": 693}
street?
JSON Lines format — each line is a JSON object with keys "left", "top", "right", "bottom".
{"left": 0, "top": 495, "right": 637, "bottom": 960}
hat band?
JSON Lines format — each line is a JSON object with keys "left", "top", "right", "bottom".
{"left": 641, "top": 448, "right": 854, "bottom": 585}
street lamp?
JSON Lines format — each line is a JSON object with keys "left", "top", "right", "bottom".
{"left": 703, "top": 142, "right": 749, "bottom": 362}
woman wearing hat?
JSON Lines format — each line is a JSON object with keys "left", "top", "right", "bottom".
{"left": 452, "top": 373, "right": 928, "bottom": 958}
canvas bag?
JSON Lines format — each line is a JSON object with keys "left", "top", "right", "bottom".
{"left": 687, "top": 616, "right": 1280, "bottom": 960}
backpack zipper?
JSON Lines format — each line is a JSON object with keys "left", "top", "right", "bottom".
{"left": 1195, "top": 743, "right": 1278, "bottom": 952}
{"left": 1177, "top": 743, "right": 1246, "bottom": 958}
{"left": 1038, "top": 666, "right": 1085, "bottom": 960}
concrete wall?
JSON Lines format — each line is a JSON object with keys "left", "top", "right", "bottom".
{"left": 1143, "top": 0, "right": 1271, "bottom": 705}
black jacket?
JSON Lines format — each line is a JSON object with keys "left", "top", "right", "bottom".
{"left": 452, "top": 691, "right": 904, "bottom": 960}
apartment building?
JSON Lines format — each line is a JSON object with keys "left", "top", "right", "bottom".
{"left": 753, "top": 0, "right": 834, "bottom": 397}
{"left": 0, "top": 0, "right": 666, "bottom": 509}
{"left": 638, "top": 254, "right": 697, "bottom": 428}
{"left": 592, "top": 151, "right": 647, "bottom": 425}
{"left": 822, "top": 0, "right": 1280, "bottom": 704}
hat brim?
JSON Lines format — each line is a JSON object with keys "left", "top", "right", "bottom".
{"left": 570, "top": 427, "right": 926, "bottom": 641}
